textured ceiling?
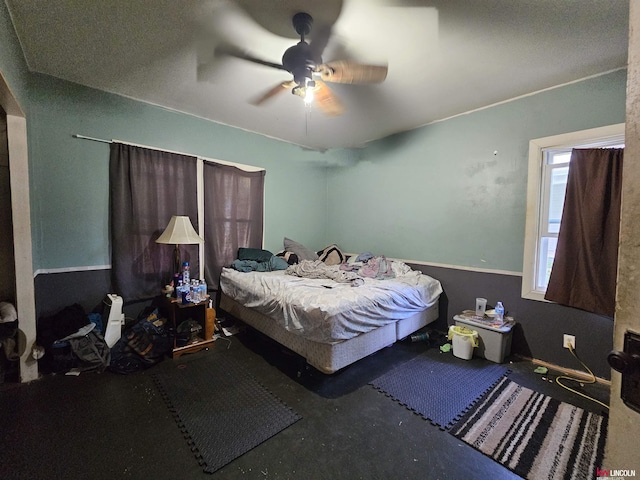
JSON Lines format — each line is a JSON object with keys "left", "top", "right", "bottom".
{"left": 5, "top": 0, "right": 630, "bottom": 150}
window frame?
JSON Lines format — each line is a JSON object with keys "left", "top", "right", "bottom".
{"left": 522, "top": 123, "right": 625, "bottom": 301}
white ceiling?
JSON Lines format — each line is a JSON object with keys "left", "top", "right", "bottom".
{"left": 5, "top": 0, "right": 630, "bottom": 150}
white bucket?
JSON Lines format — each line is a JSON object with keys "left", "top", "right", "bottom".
{"left": 452, "top": 334, "right": 474, "bottom": 360}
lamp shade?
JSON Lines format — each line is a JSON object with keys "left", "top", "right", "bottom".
{"left": 156, "top": 216, "right": 204, "bottom": 245}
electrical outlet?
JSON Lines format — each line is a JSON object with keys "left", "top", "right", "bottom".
{"left": 563, "top": 334, "right": 576, "bottom": 349}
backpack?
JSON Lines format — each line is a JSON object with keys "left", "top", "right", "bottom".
{"left": 59, "top": 323, "right": 111, "bottom": 373}
{"left": 37, "top": 303, "right": 90, "bottom": 373}
{"left": 109, "top": 308, "right": 171, "bottom": 375}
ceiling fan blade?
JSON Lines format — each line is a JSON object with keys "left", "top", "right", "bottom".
{"left": 215, "top": 44, "right": 287, "bottom": 72}
{"left": 317, "top": 61, "right": 388, "bottom": 84}
{"left": 251, "top": 81, "right": 297, "bottom": 106}
{"left": 312, "top": 80, "right": 345, "bottom": 116}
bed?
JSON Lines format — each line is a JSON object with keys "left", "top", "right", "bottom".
{"left": 219, "top": 252, "right": 442, "bottom": 374}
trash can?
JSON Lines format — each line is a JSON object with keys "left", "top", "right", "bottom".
{"left": 453, "top": 314, "right": 514, "bottom": 363}
{"left": 447, "top": 325, "right": 479, "bottom": 360}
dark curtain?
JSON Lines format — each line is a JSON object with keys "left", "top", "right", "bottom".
{"left": 110, "top": 143, "right": 199, "bottom": 301}
{"left": 203, "top": 161, "right": 265, "bottom": 289}
{"left": 545, "top": 148, "right": 624, "bottom": 317}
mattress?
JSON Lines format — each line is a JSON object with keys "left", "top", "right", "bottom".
{"left": 219, "top": 292, "right": 439, "bottom": 373}
{"left": 219, "top": 263, "right": 442, "bottom": 344}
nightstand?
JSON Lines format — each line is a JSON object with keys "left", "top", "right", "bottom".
{"left": 165, "top": 297, "right": 215, "bottom": 358}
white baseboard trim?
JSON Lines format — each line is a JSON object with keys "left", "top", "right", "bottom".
{"left": 516, "top": 354, "right": 611, "bottom": 386}
{"left": 401, "top": 258, "right": 522, "bottom": 277}
{"left": 344, "top": 253, "right": 523, "bottom": 277}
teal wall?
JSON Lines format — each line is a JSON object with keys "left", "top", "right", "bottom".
{"left": 26, "top": 75, "right": 341, "bottom": 270}
{"left": 326, "top": 70, "right": 627, "bottom": 273}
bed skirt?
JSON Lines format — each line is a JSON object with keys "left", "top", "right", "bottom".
{"left": 219, "top": 292, "right": 439, "bottom": 374}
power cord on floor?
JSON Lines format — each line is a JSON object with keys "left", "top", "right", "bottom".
{"left": 556, "top": 343, "right": 609, "bottom": 410}
{"left": 216, "top": 334, "right": 232, "bottom": 349}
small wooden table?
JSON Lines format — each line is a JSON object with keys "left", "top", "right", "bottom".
{"left": 165, "top": 297, "right": 215, "bottom": 358}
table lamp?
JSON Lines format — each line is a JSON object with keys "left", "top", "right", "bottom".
{"left": 156, "top": 215, "right": 204, "bottom": 275}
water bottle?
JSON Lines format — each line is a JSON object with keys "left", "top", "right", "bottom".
{"left": 195, "top": 279, "right": 202, "bottom": 303}
{"left": 191, "top": 279, "right": 200, "bottom": 303}
{"left": 187, "top": 280, "right": 194, "bottom": 303}
{"left": 182, "top": 262, "right": 190, "bottom": 285}
{"left": 200, "top": 279, "right": 207, "bottom": 302}
{"left": 410, "top": 332, "right": 430, "bottom": 343}
{"left": 495, "top": 301, "right": 505, "bottom": 323}
{"left": 181, "top": 280, "right": 191, "bottom": 304}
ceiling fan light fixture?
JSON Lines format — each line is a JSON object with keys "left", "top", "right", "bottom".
{"left": 304, "top": 86, "right": 314, "bottom": 105}
{"left": 291, "top": 84, "right": 314, "bottom": 105}
{"left": 219, "top": 11, "right": 386, "bottom": 117}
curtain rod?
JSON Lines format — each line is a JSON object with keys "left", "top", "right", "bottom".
{"left": 72, "top": 134, "right": 111, "bottom": 144}
{"left": 72, "top": 134, "right": 265, "bottom": 172}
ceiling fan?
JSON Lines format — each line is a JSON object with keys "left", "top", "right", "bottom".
{"left": 215, "top": 12, "right": 388, "bottom": 116}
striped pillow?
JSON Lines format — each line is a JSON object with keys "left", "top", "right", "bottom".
{"left": 317, "top": 244, "right": 346, "bottom": 265}
{"left": 276, "top": 251, "right": 299, "bottom": 265}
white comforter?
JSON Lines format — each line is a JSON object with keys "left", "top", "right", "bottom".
{"left": 220, "top": 263, "right": 442, "bottom": 344}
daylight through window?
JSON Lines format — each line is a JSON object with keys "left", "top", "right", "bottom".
{"left": 522, "top": 124, "right": 625, "bottom": 301}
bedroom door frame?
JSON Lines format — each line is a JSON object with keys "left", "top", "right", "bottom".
{"left": 0, "top": 69, "right": 37, "bottom": 383}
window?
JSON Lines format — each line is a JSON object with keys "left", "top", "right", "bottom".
{"left": 522, "top": 124, "right": 625, "bottom": 301}
{"left": 110, "top": 143, "right": 265, "bottom": 301}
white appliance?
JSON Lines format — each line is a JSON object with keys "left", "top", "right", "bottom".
{"left": 104, "top": 294, "right": 125, "bottom": 348}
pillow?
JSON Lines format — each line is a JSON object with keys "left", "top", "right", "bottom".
{"left": 276, "top": 250, "right": 299, "bottom": 265}
{"left": 237, "top": 247, "right": 274, "bottom": 262}
{"left": 317, "top": 244, "right": 346, "bottom": 266}
{"left": 283, "top": 237, "right": 318, "bottom": 261}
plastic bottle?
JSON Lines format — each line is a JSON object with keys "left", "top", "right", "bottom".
{"left": 494, "top": 301, "right": 505, "bottom": 323}
{"left": 182, "top": 262, "right": 190, "bottom": 285}
{"left": 201, "top": 279, "right": 208, "bottom": 302}
{"left": 184, "top": 282, "right": 193, "bottom": 302}
{"left": 410, "top": 332, "right": 430, "bottom": 343}
{"left": 191, "top": 279, "right": 200, "bottom": 303}
{"left": 181, "top": 280, "right": 191, "bottom": 304}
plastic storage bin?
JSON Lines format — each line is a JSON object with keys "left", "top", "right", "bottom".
{"left": 448, "top": 325, "right": 479, "bottom": 360}
{"left": 453, "top": 314, "right": 514, "bottom": 363}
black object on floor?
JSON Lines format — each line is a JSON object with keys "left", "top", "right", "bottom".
{"left": 370, "top": 351, "right": 509, "bottom": 430}
{"left": 152, "top": 352, "right": 301, "bottom": 474}
{"left": 450, "top": 377, "right": 608, "bottom": 480}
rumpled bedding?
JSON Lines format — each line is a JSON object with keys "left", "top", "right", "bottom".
{"left": 286, "top": 260, "right": 364, "bottom": 286}
{"left": 220, "top": 262, "right": 442, "bottom": 344}
{"left": 339, "top": 255, "right": 396, "bottom": 279}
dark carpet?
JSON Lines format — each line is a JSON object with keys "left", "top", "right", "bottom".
{"left": 152, "top": 352, "right": 301, "bottom": 474}
{"left": 450, "top": 377, "right": 608, "bottom": 480}
{"left": 370, "top": 351, "right": 510, "bottom": 429}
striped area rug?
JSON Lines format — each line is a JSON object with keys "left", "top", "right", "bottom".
{"left": 450, "top": 377, "right": 607, "bottom": 480}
